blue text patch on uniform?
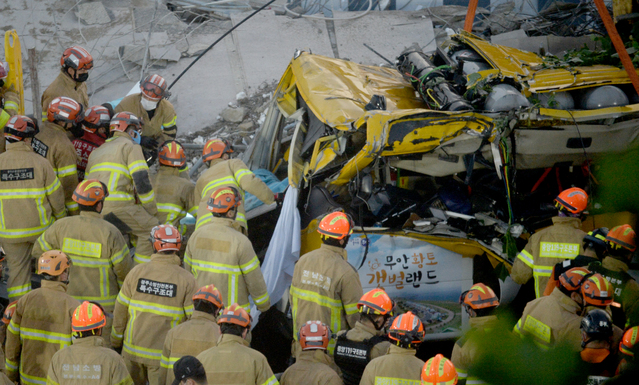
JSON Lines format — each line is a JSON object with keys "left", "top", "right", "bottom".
{"left": 136, "top": 278, "right": 177, "bottom": 297}
{"left": 1, "top": 168, "right": 34, "bottom": 181}
{"left": 32, "top": 138, "right": 49, "bottom": 158}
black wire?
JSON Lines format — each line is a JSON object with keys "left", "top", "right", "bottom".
{"left": 168, "top": 0, "right": 278, "bottom": 90}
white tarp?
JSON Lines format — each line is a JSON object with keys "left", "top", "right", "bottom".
{"left": 250, "top": 187, "right": 301, "bottom": 328}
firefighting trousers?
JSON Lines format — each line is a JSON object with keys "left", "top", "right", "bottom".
{"left": 103, "top": 206, "right": 159, "bottom": 265}
{"left": 124, "top": 357, "right": 161, "bottom": 385}
{"left": 1, "top": 242, "right": 33, "bottom": 300}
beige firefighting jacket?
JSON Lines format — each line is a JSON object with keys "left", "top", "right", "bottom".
{"left": 280, "top": 350, "right": 342, "bottom": 385}
{"left": 185, "top": 217, "right": 270, "bottom": 312}
{"left": 290, "top": 244, "right": 363, "bottom": 352}
{"left": 41, "top": 71, "right": 89, "bottom": 121}
{"left": 152, "top": 166, "right": 197, "bottom": 230}
{"left": 514, "top": 287, "right": 583, "bottom": 351}
{"left": 32, "top": 211, "right": 132, "bottom": 310}
{"left": 86, "top": 131, "right": 157, "bottom": 216}
{"left": 511, "top": 216, "right": 586, "bottom": 298}
{"left": 46, "top": 336, "right": 133, "bottom": 385}
{"left": 598, "top": 257, "right": 639, "bottom": 326}
{"left": 336, "top": 320, "right": 390, "bottom": 360}
{"left": 115, "top": 94, "right": 177, "bottom": 140}
{"left": 5, "top": 281, "right": 80, "bottom": 385}
{"left": 451, "top": 315, "right": 498, "bottom": 385}
{"left": 0, "top": 371, "right": 10, "bottom": 385}
{"left": 1, "top": 87, "right": 19, "bottom": 117}
{"left": 0, "top": 141, "right": 66, "bottom": 244}
{"left": 197, "top": 334, "right": 278, "bottom": 385}
{"left": 194, "top": 158, "right": 274, "bottom": 230}
{"left": 359, "top": 345, "right": 424, "bottom": 385}
{"left": 111, "top": 253, "right": 197, "bottom": 367}
{"left": 159, "top": 310, "right": 220, "bottom": 385}
{"left": 34, "top": 121, "right": 80, "bottom": 215}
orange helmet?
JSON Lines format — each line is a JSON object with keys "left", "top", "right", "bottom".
{"left": 554, "top": 187, "right": 588, "bottom": 214}
{"left": 2, "top": 301, "right": 17, "bottom": 325}
{"left": 299, "top": 320, "right": 330, "bottom": 351}
{"left": 421, "top": 354, "right": 458, "bottom": 385}
{"left": 558, "top": 267, "right": 590, "bottom": 292}
{"left": 47, "top": 96, "right": 84, "bottom": 125}
{"left": 193, "top": 284, "right": 224, "bottom": 309}
{"left": 318, "top": 212, "right": 354, "bottom": 240}
{"left": 620, "top": 326, "right": 639, "bottom": 357}
{"left": 72, "top": 179, "right": 108, "bottom": 206}
{"left": 4, "top": 115, "right": 39, "bottom": 141}
{"left": 158, "top": 141, "right": 186, "bottom": 168}
{"left": 606, "top": 224, "right": 637, "bottom": 253}
{"left": 207, "top": 187, "right": 241, "bottom": 214}
{"left": 140, "top": 74, "right": 170, "bottom": 101}
{"left": 202, "top": 139, "right": 233, "bottom": 162}
{"left": 82, "top": 105, "right": 111, "bottom": 133}
{"left": 217, "top": 303, "right": 251, "bottom": 328}
{"left": 61, "top": 45, "right": 93, "bottom": 71}
{"left": 389, "top": 311, "right": 424, "bottom": 348}
{"left": 460, "top": 283, "right": 500, "bottom": 310}
{"left": 37, "top": 250, "right": 71, "bottom": 276}
{"left": 72, "top": 301, "right": 106, "bottom": 333}
{"left": 581, "top": 273, "right": 613, "bottom": 307}
{"left": 109, "top": 112, "right": 143, "bottom": 135}
{"left": 150, "top": 224, "right": 182, "bottom": 252}
{"left": 358, "top": 288, "right": 394, "bottom": 316}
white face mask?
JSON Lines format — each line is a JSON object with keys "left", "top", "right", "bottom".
{"left": 140, "top": 96, "right": 159, "bottom": 111}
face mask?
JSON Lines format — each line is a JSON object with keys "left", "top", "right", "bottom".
{"left": 140, "top": 97, "right": 159, "bottom": 111}
{"left": 74, "top": 72, "right": 89, "bottom": 82}
{"left": 130, "top": 130, "right": 141, "bottom": 145}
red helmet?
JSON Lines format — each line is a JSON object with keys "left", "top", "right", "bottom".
{"left": 47, "top": 96, "right": 84, "bottom": 125}
{"left": 389, "top": 311, "right": 424, "bottom": 348}
{"left": 299, "top": 321, "right": 330, "bottom": 351}
{"left": 72, "top": 301, "right": 106, "bottom": 333}
{"left": 150, "top": 224, "right": 182, "bottom": 252}
{"left": 318, "top": 212, "right": 354, "bottom": 240}
{"left": 4, "top": 115, "right": 39, "bottom": 141}
{"left": 72, "top": 179, "right": 108, "bottom": 206}
{"left": 218, "top": 303, "right": 251, "bottom": 327}
{"left": 61, "top": 46, "right": 93, "bottom": 71}
{"left": 558, "top": 267, "right": 590, "bottom": 292}
{"left": 358, "top": 288, "right": 394, "bottom": 316}
{"left": 581, "top": 273, "right": 613, "bottom": 307}
{"left": 207, "top": 187, "right": 241, "bottom": 214}
{"left": 421, "top": 354, "right": 458, "bottom": 385}
{"left": 620, "top": 326, "right": 639, "bottom": 357}
{"left": 0, "top": 62, "right": 8, "bottom": 80}
{"left": 158, "top": 141, "right": 186, "bottom": 168}
{"left": 554, "top": 187, "right": 588, "bottom": 214}
{"left": 460, "top": 283, "right": 500, "bottom": 310}
{"left": 606, "top": 224, "right": 637, "bottom": 253}
{"left": 193, "top": 284, "right": 224, "bottom": 309}
{"left": 2, "top": 301, "right": 17, "bottom": 325}
{"left": 202, "top": 139, "right": 233, "bottom": 162}
{"left": 110, "top": 112, "right": 143, "bottom": 135}
{"left": 140, "top": 74, "right": 170, "bottom": 101}
{"left": 82, "top": 105, "right": 112, "bottom": 134}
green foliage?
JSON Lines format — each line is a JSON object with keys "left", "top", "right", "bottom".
{"left": 541, "top": 35, "right": 639, "bottom": 69}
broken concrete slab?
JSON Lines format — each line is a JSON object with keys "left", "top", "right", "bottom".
{"left": 491, "top": 31, "right": 599, "bottom": 56}
{"left": 220, "top": 106, "right": 248, "bottom": 122}
{"left": 75, "top": 2, "right": 112, "bottom": 25}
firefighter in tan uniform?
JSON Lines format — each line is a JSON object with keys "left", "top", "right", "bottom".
{"left": 334, "top": 288, "right": 393, "bottom": 385}
{"left": 421, "top": 354, "right": 459, "bottom": 385}
{"left": 197, "top": 304, "right": 278, "bottom": 385}
{"left": 194, "top": 139, "right": 274, "bottom": 233}
{"left": 86, "top": 112, "right": 159, "bottom": 264}
{"left": 153, "top": 141, "right": 197, "bottom": 232}
{"left": 185, "top": 187, "right": 270, "bottom": 313}
{"left": 360, "top": 311, "right": 425, "bottom": 385}
{"left": 6, "top": 251, "right": 80, "bottom": 384}
{"left": 281, "top": 321, "right": 342, "bottom": 385}
{"left": 0, "top": 62, "right": 20, "bottom": 153}
{"left": 290, "top": 211, "right": 363, "bottom": 354}
{"left": 115, "top": 74, "right": 177, "bottom": 148}
{"left": 451, "top": 283, "right": 500, "bottom": 385}
{"left": 41, "top": 46, "right": 92, "bottom": 121}
{"left": 511, "top": 187, "right": 588, "bottom": 298}
{"left": 160, "top": 284, "right": 223, "bottom": 385}
{"left": 0, "top": 116, "right": 66, "bottom": 300}
{"left": 112, "top": 224, "right": 197, "bottom": 385}
{"left": 0, "top": 302, "right": 17, "bottom": 374}
{"left": 36, "top": 97, "right": 83, "bottom": 215}
{"left": 47, "top": 301, "right": 133, "bottom": 385}
{"left": 32, "top": 179, "right": 132, "bottom": 347}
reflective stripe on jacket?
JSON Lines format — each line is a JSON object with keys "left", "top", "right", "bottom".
{"left": 185, "top": 218, "right": 270, "bottom": 312}
{"left": 194, "top": 158, "right": 274, "bottom": 230}
{"left": 290, "top": 244, "right": 363, "bottom": 353}
{"left": 5, "top": 281, "right": 80, "bottom": 384}
{"left": 32, "top": 211, "right": 132, "bottom": 310}
{"left": 1, "top": 87, "right": 20, "bottom": 116}
{"left": 359, "top": 345, "right": 423, "bottom": 385}
{"left": 115, "top": 94, "right": 177, "bottom": 141}
{"left": 46, "top": 336, "right": 133, "bottom": 385}
{"left": 511, "top": 216, "right": 586, "bottom": 298}
{"left": 152, "top": 166, "right": 197, "bottom": 230}
{"left": 0, "top": 141, "right": 66, "bottom": 242}
{"left": 41, "top": 71, "right": 89, "bottom": 121}
{"left": 197, "top": 334, "right": 278, "bottom": 385}
{"left": 111, "top": 253, "right": 197, "bottom": 366}
{"left": 280, "top": 350, "right": 342, "bottom": 385}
